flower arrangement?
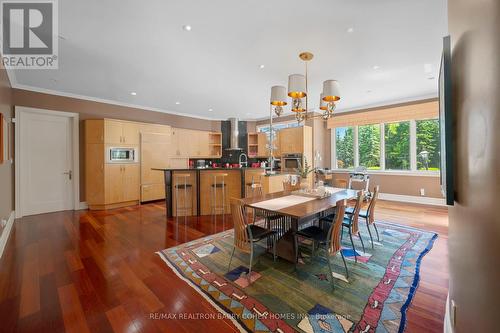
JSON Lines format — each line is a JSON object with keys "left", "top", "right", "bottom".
{"left": 295, "top": 156, "right": 316, "bottom": 179}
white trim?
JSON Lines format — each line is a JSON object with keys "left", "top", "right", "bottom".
{"left": 444, "top": 293, "right": 453, "bottom": 333}
{"left": 15, "top": 107, "right": 80, "bottom": 218}
{"left": 331, "top": 129, "right": 336, "bottom": 168}
{"left": 156, "top": 252, "right": 246, "bottom": 333}
{"left": 380, "top": 123, "right": 385, "bottom": 170}
{"left": 13, "top": 83, "right": 223, "bottom": 121}
{"left": 0, "top": 211, "right": 15, "bottom": 259}
{"left": 79, "top": 202, "right": 89, "bottom": 210}
{"left": 335, "top": 94, "right": 438, "bottom": 113}
{"left": 379, "top": 193, "right": 445, "bottom": 206}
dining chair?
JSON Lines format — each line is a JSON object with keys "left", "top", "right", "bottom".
{"left": 334, "top": 178, "right": 348, "bottom": 189}
{"left": 342, "top": 191, "right": 366, "bottom": 262}
{"left": 228, "top": 198, "right": 277, "bottom": 277}
{"left": 295, "top": 199, "right": 348, "bottom": 289}
{"left": 283, "top": 178, "right": 301, "bottom": 192}
{"left": 346, "top": 185, "right": 380, "bottom": 249}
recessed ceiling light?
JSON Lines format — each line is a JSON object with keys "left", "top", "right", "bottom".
{"left": 347, "top": 27, "right": 354, "bottom": 33}
{"left": 373, "top": 65, "right": 380, "bottom": 70}
{"left": 182, "top": 25, "right": 192, "bottom": 31}
{"left": 259, "top": 64, "right": 265, "bottom": 69}
{"left": 175, "top": 101, "right": 181, "bottom": 105}
{"left": 130, "top": 92, "right": 137, "bottom": 96}
{"left": 208, "top": 108, "right": 213, "bottom": 112}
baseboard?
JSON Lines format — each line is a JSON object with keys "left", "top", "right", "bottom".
{"left": 78, "top": 202, "right": 88, "bottom": 210}
{"left": 0, "top": 211, "right": 15, "bottom": 259}
{"left": 379, "top": 193, "right": 446, "bottom": 206}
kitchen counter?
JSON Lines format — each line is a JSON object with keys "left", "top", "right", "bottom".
{"left": 155, "top": 168, "right": 290, "bottom": 217}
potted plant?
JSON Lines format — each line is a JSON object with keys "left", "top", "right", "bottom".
{"left": 295, "top": 157, "right": 316, "bottom": 189}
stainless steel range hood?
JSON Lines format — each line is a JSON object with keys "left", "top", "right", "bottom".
{"left": 226, "top": 117, "right": 242, "bottom": 150}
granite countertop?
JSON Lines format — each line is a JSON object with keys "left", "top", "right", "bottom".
{"left": 152, "top": 167, "right": 289, "bottom": 176}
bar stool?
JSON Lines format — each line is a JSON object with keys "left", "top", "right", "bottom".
{"left": 245, "top": 174, "right": 263, "bottom": 198}
{"left": 174, "top": 173, "right": 192, "bottom": 217}
{"left": 210, "top": 173, "right": 228, "bottom": 215}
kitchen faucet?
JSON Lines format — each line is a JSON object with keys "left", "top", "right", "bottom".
{"left": 238, "top": 153, "right": 248, "bottom": 168}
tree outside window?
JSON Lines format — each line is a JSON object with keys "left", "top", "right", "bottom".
{"left": 385, "top": 121, "right": 410, "bottom": 170}
{"left": 335, "top": 127, "right": 354, "bottom": 169}
{"left": 358, "top": 124, "right": 381, "bottom": 170}
{"left": 416, "top": 119, "right": 440, "bottom": 170}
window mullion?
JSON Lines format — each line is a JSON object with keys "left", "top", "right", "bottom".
{"left": 380, "top": 123, "right": 385, "bottom": 170}
{"left": 331, "top": 129, "right": 336, "bottom": 168}
{"left": 354, "top": 126, "right": 359, "bottom": 167}
{"left": 410, "top": 120, "right": 417, "bottom": 171}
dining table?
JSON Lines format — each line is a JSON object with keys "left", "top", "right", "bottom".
{"left": 241, "top": 187, "right": 358, "bottom": 263}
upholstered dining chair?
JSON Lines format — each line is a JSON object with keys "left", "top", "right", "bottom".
{"left": 228, "top": 198, "right": 277, "bottom": 277}
{"left": 346, "top": 185, "right": 380, "bottom": 249}
{"left": 295, "top": 199, "right": 348, "bottom": 289}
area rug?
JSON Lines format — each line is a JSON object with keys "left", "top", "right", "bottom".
{"left": 157, "top": 221, "right": 437, "bottom": 333}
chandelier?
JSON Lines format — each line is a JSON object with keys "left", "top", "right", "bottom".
{"left": 269, "top": 52, "right": 341, "bottom": 123}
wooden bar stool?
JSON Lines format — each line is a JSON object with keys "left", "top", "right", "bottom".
{"left": 210, "top": 173, "right": 228, "bottom": 215}
{"left": 174, "top": 173, "right": 192, "bottom": 217}
{"left": 245, "top": 174, "right": 263, "bottom": 198}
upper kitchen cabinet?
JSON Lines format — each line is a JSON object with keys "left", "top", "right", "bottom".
{"left": 85, "top": 119, "right": 140, "bottom": 145}
{"left": 279, "top": 126, "right": 310, "bottom": 154}
{"left": 248, "top": 132, "right": 268, "bottom": 158}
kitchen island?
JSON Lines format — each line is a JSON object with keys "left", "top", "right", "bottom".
{"left": 154, "top": 168, "right": 290, "bottom": 217}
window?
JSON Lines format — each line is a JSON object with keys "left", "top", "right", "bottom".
{"left": 384, "top": 121, "right": 410, "bottom": 170}
{"left": 416, "top": 119, "right": 440, "bottom": 170}
{"left": 335, "top": 127, "right": 354, "bottom": 169}
{"left": 358, "top": 124, "right": 381, "bottom": 170}
{"left": 257, "top": 122, "right": 302, "bottom": 140}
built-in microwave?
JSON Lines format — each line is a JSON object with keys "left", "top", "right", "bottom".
{"left": 282, "top": 154, "right": 302, "bottom": 172}
{"left": 107, "top": 147, "right": 138, "bottom": 163}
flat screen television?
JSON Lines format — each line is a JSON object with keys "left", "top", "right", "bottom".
{"left": 439, "top": 35, "right": 454, "bottom": 205}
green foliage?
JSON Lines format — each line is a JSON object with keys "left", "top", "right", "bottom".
{"left": 358, "top": 124, "right": 381, "bottom": 169}
{"left": 335, "top": 127, "right": 354, "bottom": 168}
{"left": 385, "top": 122, "right": 410, "bottom": 170}
{"left": 416, "top": 119, "right": 440, "bottom": 170}
{"left": 295, "top": 157, "right": 316, "bottom": 178}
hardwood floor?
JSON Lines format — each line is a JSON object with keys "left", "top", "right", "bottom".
{"left": 0, "top": 200, "right": 448, "bottom": 333}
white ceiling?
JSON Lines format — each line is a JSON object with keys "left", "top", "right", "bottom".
{"left": 10, "top": 0, "right": 448, "bottom": 120}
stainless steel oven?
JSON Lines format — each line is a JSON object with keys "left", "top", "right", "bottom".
{"left": 107, "top": 147, "right": 138, "bottom": 163}
{"left": 282, "top": 154, "right": 302, "bottom": 172}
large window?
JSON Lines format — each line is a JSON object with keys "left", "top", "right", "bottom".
{"left": 416, "top": 119, "right": 440, "bottom": 170}
{"left": 335, "top": 127, "right": 354, "bottom": 169}
{"left": 332, "top": 118, "right": 440, "bottom": 173}
{"left": 384, "top": 121, "right": 410, "bottom": 170}
{"left": 358, "top": 124, "right": 381, "bottom": 170}
{"left": 257, "top": 122, "right": 302, "bottom": 140}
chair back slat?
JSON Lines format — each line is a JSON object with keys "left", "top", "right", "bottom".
{"left": 283, "top": 179, "right": 300, "bottom": 192}
{"left": 351, "top": 191, "right": 365, "bottom": 235}
{"left": 230, "top": 198, "right": 251, "bottom": 253}
{"left": 328, "top": 199, "right": 346, "bottom": 255}
{"left": 367, "top": 185, "right": 380, "bottom": 225}
{"left": 334, "top": 179, "right": 347, "bottom": 189}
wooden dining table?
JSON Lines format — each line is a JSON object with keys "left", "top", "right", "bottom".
{"left": 241, "top": 188, "right": 358, "bottom": 263}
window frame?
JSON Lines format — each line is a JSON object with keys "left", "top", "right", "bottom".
{"left": 331, "top": 118, "right": 440, "bottom": 176}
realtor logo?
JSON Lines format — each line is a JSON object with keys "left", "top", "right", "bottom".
{"left": 1, "top": 0, "right": 58, "bottom": 68}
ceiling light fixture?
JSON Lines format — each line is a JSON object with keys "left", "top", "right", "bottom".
{"left": 208, "top": 108, "right": 213, "bottom": 111}
{"left": 130, "top": 92, "right": 137, "bottom": 96}
{"left": 259, "top": 64, "right": 265, "bottom": 69}
{"left": 175, "top": 101, "right": 181, "bottom": 105}
{"left": 269, "top": 52, "right": 341, "bottom": 123}
{"left": 182, "top": 25, "right": 192, "bottom": 31}
{"left": 373, "top": 65, "right": 380, "bottom": 70}
{"left": 347, "top": 27, "right": 354, "bottom": 33}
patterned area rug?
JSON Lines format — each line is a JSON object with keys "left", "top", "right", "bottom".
{"left": 157, "top": 221, "right": 437, "bottom": 333}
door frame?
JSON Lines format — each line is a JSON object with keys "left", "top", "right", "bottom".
{"left": 14, "top": 106, "right": 80, "bottom": 218}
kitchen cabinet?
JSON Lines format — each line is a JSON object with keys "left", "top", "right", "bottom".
{"left": 86, "top": 119, "right": 140, "bottom": 145}
{"left": 140, "top": 132, "right": 170, "bottom": 202}
{"left": 279, "top": 127, "right": 304, "bottom": 154}
{"left": 248, "top": 132, "right": 268, "bottom": 157}
{"left": 103, "top": 164, "right": 139, "bottom": 205}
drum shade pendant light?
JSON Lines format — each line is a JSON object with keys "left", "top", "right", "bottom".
{"left": 269, "top": 52, "right": 341, "bottom": 123}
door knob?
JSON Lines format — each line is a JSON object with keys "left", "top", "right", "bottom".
{"left": 63, "top": 170, "right": 72, "bottom": 180}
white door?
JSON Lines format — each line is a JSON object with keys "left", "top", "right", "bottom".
{"left": 19, "top": 111, "right": 74, "bottom": 216}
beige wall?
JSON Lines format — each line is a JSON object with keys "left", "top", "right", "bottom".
{"left": 13, "top": 89, "right": 222, "bottom": 202}
{"left": 0, "top": 65, "right": 13, "bottom": 221}
{"left": 448, "top": 1, "right": 500, "bottom": 331}
{"left": 329, "top": 172, "right": 441, "bottom": 198}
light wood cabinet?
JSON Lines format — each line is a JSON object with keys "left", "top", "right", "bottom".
{"left": 103, "top": 164, "right": 139, "bottom": 205}
{"left": 248, "top": 132, "right": 268, "bottom": 157}
{"left": 279, "top": 127, "right": 304, "bottom": 154}
{"left": 123, "top": 164, "right": 140, "bottom": 201}
{"left": 86, "top": 119, "right": 140, "bottom": 145}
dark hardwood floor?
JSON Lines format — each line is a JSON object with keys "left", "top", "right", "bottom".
{"left": 0, "top": 200, "right": 448, "bottom": 333}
